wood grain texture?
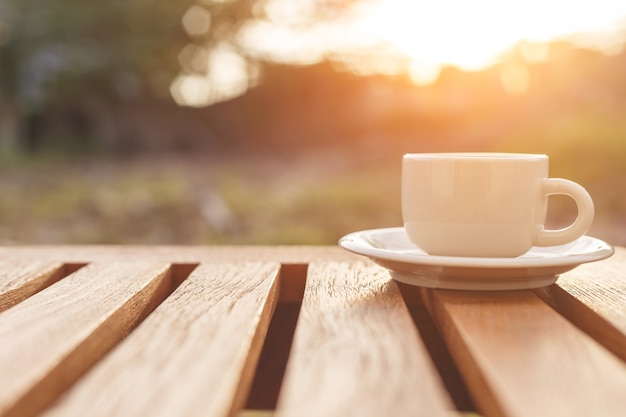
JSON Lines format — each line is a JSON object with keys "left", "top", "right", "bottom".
{"left": 0, "top": 260, "right": 66, "bottom": 312}
{"left": 44, "top": 262, "right": 280, "bottom": 417}
{"left": 276, "top": 261, "right": 453, "bottom": 417}
{"left": 423, "top": 289, "right": 626, "bottom": 417}
{"left": 534, "top": 247, "right": 626, "bottom": 360}
{"left": 0, "top": 262, "right": 172, "bottom": 417}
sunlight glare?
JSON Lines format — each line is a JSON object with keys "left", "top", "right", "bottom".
{"left": 235, "top": 0, "right": 626, "bottom": 89}
{"left": 351, "top": 0, "right": 626, "bottom": 75}
{"left": 408, "top": 61, "right": 441, "bottom": 85}
{"left": 499, "top": 64, "right": 530, "bottom": 94}
{"left": 238, "top": 20, "right": 328, "bottom": 64}
{"left": 263, "top": 0, "right": 316, "bottom": 25}
{"left": 519, "top": 42, "right": 550, "bottom": 63}
{"left": 174, "top": 0, "right": 626, "bottom": 105}
{"left": 171, "top": 44, "right": 251, "bottom": 107}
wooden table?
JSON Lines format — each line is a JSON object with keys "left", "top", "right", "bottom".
{"left": 0, "top": 245, "right": 625, "bottom": 417}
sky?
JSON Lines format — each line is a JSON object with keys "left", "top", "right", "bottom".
{"left": 171, "top": 0, "right": 626, "bottom": 106}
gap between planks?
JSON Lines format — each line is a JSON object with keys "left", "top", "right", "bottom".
{"left": 275, "top": 261, "right": 454, "bottom": 417}
{"left": 41, "top": 262, "right": 281, "bottom": 417}
{"left": 0, "top": 261, "right": 191, "bottom": 417}
{"left": 422, "top": 288, "right": 626, "bottom": 417}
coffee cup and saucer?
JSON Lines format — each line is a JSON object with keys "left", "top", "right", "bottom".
{"left": 339, "top": 153, "right": 614, "bottom": 290}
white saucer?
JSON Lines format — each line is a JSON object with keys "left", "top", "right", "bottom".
{"left": 338, "top": 227, "right": 614, "bottom": 290}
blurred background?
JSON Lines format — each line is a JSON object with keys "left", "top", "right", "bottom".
{"left": 0, "top": 0, "right": 625, "bottom": 246}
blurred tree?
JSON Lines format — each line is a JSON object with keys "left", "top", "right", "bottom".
{"left": 0, "top": 0, "right": 362, "bottom": 154}
{"left": 171, "top": 0, "right": 362, "bottom": 105}
{"left": 0, "top": 0, "right": 195, "bottom": 153}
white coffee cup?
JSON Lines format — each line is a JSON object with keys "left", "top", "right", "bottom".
{"left": 402, "top": 153, "right": 594, "bottom": 257}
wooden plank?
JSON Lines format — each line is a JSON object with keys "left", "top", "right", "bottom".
{"left": 0, "top": 262, "right": 172, "bottom": 417}
{"left": 422, "top": 289, "right": 626, "bottom": 417}
{"left": 0, "top": 260, "right": 67, "bottom": 312}
{"left": 43, "top": 262, "right": 280, "bottom": 417}
{"left": 276, "top": 261, "right": 453, "bottom": 417}
{"left": 534, "top": 247, "right": 626, "bottom": 361}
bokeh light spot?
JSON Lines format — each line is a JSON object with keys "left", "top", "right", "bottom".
{"left": 182, "top": 5, "right": 212, "bottom": 37}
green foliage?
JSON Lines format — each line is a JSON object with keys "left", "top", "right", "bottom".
{"left": 0, "top": 0, "right": 194, "bottom": 106}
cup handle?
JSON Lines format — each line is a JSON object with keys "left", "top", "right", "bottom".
{"left": 534, "top": 178, "right": 595, "bottom": 247}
